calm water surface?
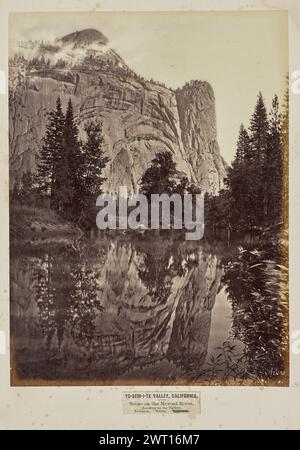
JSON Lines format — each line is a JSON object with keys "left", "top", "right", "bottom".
{"left": 10, "top": 234, "right": 287, "bottom": 384}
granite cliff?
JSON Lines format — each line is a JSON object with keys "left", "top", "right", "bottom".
{"left": 9, "top": 28, "right": 227, "bottom": 194}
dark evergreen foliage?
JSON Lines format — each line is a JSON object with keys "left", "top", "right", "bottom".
{"left": 36, "top": 97, "right": 109, "bottom": 223}
{"left": 220, "top": 90, "right": 287, "bottom": 234}
{"left": 81, "top": 121, "right": 109, "bottom": 196}
{"left": 37, "top": 97, "right": 65, "bottom": 210}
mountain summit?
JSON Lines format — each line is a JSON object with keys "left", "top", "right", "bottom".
{"left": 59, "top": 28, "right": 109, "bottom": 47}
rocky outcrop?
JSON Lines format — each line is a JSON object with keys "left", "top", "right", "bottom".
{"left": 176, "top": 81, "right": 227, "bottom": 194}
{"left": 9, "top": 29, "right": 227, "bottom": 194}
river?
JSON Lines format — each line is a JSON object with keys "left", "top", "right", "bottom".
{"left": 10, "top": 233, "right": 288, "bottom": 385}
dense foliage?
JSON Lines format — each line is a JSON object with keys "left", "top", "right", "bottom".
{"left": 17, "top": 97, "right": 110, "bottom": 225}
{"left": 206, "top": 90, "right": 288, "bottom": 236}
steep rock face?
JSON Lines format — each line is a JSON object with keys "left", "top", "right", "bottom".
{"left": 9, "top": 69, "right": 194, "bottom": 194}
{"left": 176, "top": 81, "right": 227, "bottom": 194}
{"left": 9, "top": 30, "right": 227, "bottom": 194}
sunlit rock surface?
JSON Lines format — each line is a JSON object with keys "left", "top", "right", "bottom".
{"left": 9, "top": 29, "right": 227, "bottom": 194}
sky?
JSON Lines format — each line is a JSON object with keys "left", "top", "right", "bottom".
{"left": 9, "top": 11, "right": 288, "bottom": 164}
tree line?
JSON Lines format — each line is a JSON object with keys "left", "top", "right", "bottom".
{"left": 10, "top": 54, "right": 67, "bottom": 70}
{"left": 12, "top": 89, "right": 287, "bottom": 237}
{"left": 205, "top": 89, "right": 288, "bottom": 235}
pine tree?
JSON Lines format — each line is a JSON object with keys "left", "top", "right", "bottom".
{"left": 225, "top": 124, "right": 251, "bottom": 229}
{"left": 266, "top": 94, "right": 283, "bottom": 225}
{"left": 58, "top": 99, "right": 82, "bottom": 217}
{"left": 249, "top": 92, "right": 269, "bottom": 162}
{"left": 37, "top": 97, "right": 65, "bottom": 209}
{"left": 248, "top": 92, "right": 270, "bottom": 226}
{"left": 236, "top": 124, "right": 250, "bottom": 162}
{"left": 82, "top": 121, "right": 109, "bottom": 196}
{"left": 222, "top": 90, "right": 286, "bottom": 234}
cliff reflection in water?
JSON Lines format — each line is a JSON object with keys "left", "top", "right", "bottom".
{"left": 10, "top": 235, "right": 287, "bottom": 384}
{"left": 10, "top": 237, "right": 224, "bottom": 383}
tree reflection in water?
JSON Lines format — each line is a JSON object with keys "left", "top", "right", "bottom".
{"left": 10, "top": 236, "right": 288, "bottom": 384}
{"left": 222, "top": 242, "right": 288, "bottom": 383}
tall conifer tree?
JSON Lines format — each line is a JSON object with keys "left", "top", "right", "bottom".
{"left": 249, "top": 92, "right": 269, "bottom": 162}
{"left": 225, "top": 124, "right": 251, "bottom": 228}
{"left": 37, "top": 97, "right": 64, "bottom": 210}
{"left": 82, "top": 121, "right": 109, "bottom": 196}
{"left": 266, "top": 94, "right": 282, "bottom": 224}
{"left": 59, "top": 99, "right": 82, "bottom": 216}
{"left": 236, "top": 124, "right": 250, "bottom": 162}
{"left": 248, "top": 92, "right": 270, "bottom": 226}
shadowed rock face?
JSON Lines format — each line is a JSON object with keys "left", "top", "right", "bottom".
{"left": 9, "top": 29, "right": 227, "bottom": 194}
